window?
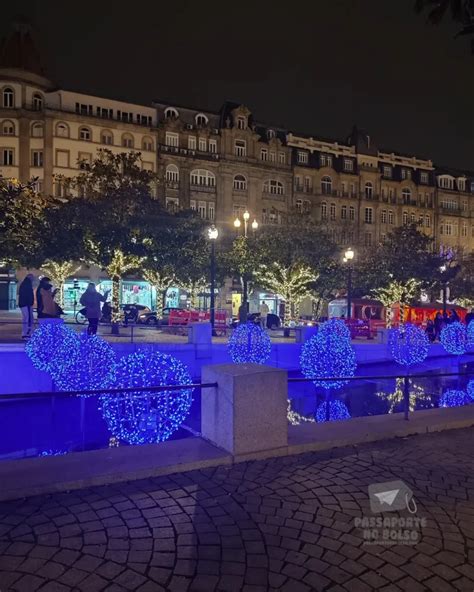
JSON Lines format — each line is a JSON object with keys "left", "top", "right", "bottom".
{"left": 195, "top": 113, "right": 208, "bottom": 126}
{"left": 463, "top": 200, "right": 468, "bottom": 212}
{"left": 364, "top": 207, "right": 373, "bottom": 224}
{"left": 365, "top": 182, "right": 373, "bottom": 199}
{"left": 263, "top": 179, "right": 284, "bottom": 195}
{"left": 233, "top": 175, "right": 247, "bottom": 190}
{"left": 165, "top": 164, "right": 179, "bottom": 183}
{"left": 142, "top": 137, "right": 153, "bottom": 151}
{"left": 164, "top": 107, "right": 179, "bottom": 120}
{"left": 209, "top": 139, "right": 217, "bottom": 153}
{"left": 234, "top": 140, "right": 246, "bottom": 157}
{"left": 199, "top": 138, "right": 207, "bottom": 152}
{"left": 341, "top": 206, "right": 347, "bottom": 220}
{"left": 78, "top": 152, "right": 91, "bottom": 169}
{"left": 350, "top": 183, "right": 356, "bottom": 197}
{"left": 343, "top": 159, "right": 353, "bottom": 172}
{"left": 270, "top": 151, "right": 276, "bottom": 162}
{"left": 441, "top": 221, "right": 453, "bottom": 236}
{"left": 321, "top": 202, "right": 327, "bottom": 220}
{"left": 438, "top": 176, "right": 454, "bottom": 190}
{"left": 383, "top": 165, "right": 392, "bottom": 179}
{"left": 462, "top": 223, "right": 468, "bottom": 238}
{"left": 471, "top": 181, "right": 474, "bottom": 193}
{"left": 32, "top": 150, "right": 43, "bottom": 167}
{"left": 381, "top": 210, "right": 387, "bottom": 224}
{"left": 55, "top": 150, "right": 69, "bottom": 167}
{"left": 388, "top": 210, "right": 394, "bottom": 225}
{"left": 236, "top": 116, "right": 246, "bottom": 130}
{"left": 425, "top": 215, "right": 430, "bottom": 228}
{"left": 296, "top": 199, "right": 310, "bottom": 213}
{"left": 190, "top": 169, "right": 216, "bottom": 187}
{"left": 2, "top": 120, "right": 14, "bottom": 135}
{"left": 401, "top": 168, "right": 412, "bottom": 180}
{"left": 321, "top": 176, "right": 332, "bottom": 195}
{"left": 298, "top": 151, "right": 308, "bottom": 164}
{"left": 165, "top": 132, "right": 179, "bottom": 147}
{"left": 2, "top": 149, "right": 14, "bottom": 165}
{"left": 3, "top": 87, "right": 14, "bottom": 108}
{"left": 402, "top": 188, "right": 411, "bottom": 204}
{"left": 457, "top": 178, "right": 466, "bottom": 191}
{"left": 330, "top": 203, "right": 336, "bottom": 220}
{"left": 349, "top": 206, "right": 355, "bottom": 221}
{"left": 278, "top": 152, "right": 285, "bottom": 164}
{"left": 440, "top": 198, "right": 458, "bottom": 210}
{"left": 341, "top": 182, "right": 347, "bottom": 196}
{"left": 79, "top": 127, "right": 91, "bottom": 141}
{"left": 364, "top": 232, "right": 372, "bottom": 247}
{"left": 56, "top": 122, "right": 69, "bottom": 138}
{"left": 188, "top": 136, "right": 196, "bottom": 150}
{"left": 267, "top": 129, "right": 276, "bottom": 139}
{"left": 261, "top": 148, "right": 268, "bottom": 161}
{"left": 166, "top": 197, "right": 179, "bottom": 212}
{"left": 32, "top": 93, "right": 43, "bottom": 110}
{"left": 208, "top": 202, "right": 215, "bottom": 221}
{"left": 304, "top": 177, "right": 312, "bottom": 192}
{"left": 198, "top": 201, "right": 206, "bottom": 218}
{"left": 54, "top": 180, "right": 68, "bottom": 198}
{"left": 190, "top": 200, "right": 196, "bottom": 211}
{"left": 101, "top": 130, "right": 113, "bottom": 145}
{"left": 420, "top": 171, "right": 429, "bottom": 184}
{"left": 403, "top": 211, "right": 408, "bottom": 225}
{"left": 122, "top": 133, "right": 134, "bottom": 148}
{"left": 30, "top": 122, "right": 43, "bottom": 138}
{"left": 381, "top": 233, "right": 387, "bottom": 244}
{"left": 419, "top": 214, "right": 424, "bottom": 226}
{"left": 410, "top": 213, "right": 416, "bottom": 223}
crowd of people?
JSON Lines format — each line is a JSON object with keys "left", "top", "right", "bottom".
{"left": 425, "top": 309, "right": 472, "bottom": 342}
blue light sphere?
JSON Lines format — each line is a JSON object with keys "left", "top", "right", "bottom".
{"left": 300, "top": 319, "right": 356, "bottom": 390}
{"left": 100, "top": 350, "right": 193, "bottom": 445}
{"left": 441, "top": 322, "right": 467, "bottom": 355}
{"left": 439, "top": 389, "right": 472, "bottom": 408}
{"left": 53, "top": 333, "right": 116, "bottom": 396}
{"left": 315, "top": 400, "right": 351, "bottom": 423}
{"left": 389, "top": 323, "right": 429, "bottom": 367}
{"left": 467, "top": 380, "right": 474, "bottom": 401}
{"left": 26, "top": 322, "right": 80, "bottom": 374}
{"left": 467, "top": 321, "right": 474, "bottom": 348}
{"left": 228, "top": 322, "right": 271, "bottom": 364}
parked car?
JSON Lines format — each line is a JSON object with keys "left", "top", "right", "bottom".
{"left": 137, "top": 307, "right": 181, "bottom": 326}
{"left": 230, "top": 312, "right": 281, "bottom": 329}
{"left": 122, "top": 304, "right": 152, "bottom": 324}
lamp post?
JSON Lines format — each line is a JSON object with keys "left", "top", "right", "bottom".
{"left": 234, "top": 210, "right": 258, "bottom": 323}
{"left": 207, "top": 225, "right": 218, "bottom": 335}
{"left": 440, "top": 264, "right": 447, "bottom": 317}
{"left": 344, "top": 248, "right": 355, "bottom": 320}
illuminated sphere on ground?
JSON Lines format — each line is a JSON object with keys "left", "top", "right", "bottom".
{"left": 467, "top": 380, "right": 474, "bottom": 400}
{"left": 440, "top": 322, "right": 467, "bottom": 355}
{"left": 315, "top": 400, "right": 351, "bottom": 423}
{"left": 53, "top": 333, "right": 116, "bottom": 396}
{"left": 439, "top": 389, "right": 472, "bottom": 408}
{"left": 300, "top": 319, "right": 356, "bottom": 391}
{"left": 389, "top": 323, "right": 429, "bottom": 367}
{"left": 100, "top": 350, "right": 193, "bottom": 445}
{"left": 26, "top": 322, "right": 79, "bottom": 375}
{"left": 467, "top": 321, "right": 474, "bottom": 348}
{"left": 228, "top": 322, "right": 271, "bottom": 364}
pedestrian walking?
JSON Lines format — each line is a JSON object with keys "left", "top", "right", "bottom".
{"left": 79, "top": 283, "right": 110, "bottom": 335}
{"left": 259, "top": 301, "right": 269, "bottom": 330}
{"left": 425, "top": 319, "right": 435, "bottom": 343}
{"left": 18, "top": 273, "right": 35, "bottom": 338}
{"left": 36, "top": 277, "right": 60, "bottom": 321}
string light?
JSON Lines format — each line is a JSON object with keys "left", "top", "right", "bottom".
{"left": 287, "top": 399, "right": 316, "bottom": 425}
{"left": 39, "top": 449, "right": 68, "bottom": 457}
{"left": 376, "top": 378, "right": 433, "bottom": 413}
{"left": 439, "top": 389, "right": 471, "bottom": 408}
{"left": 467, "top": 321, "right": 474, "bottom": 348}
{"left": 228, "top": 322, "right": 271, "bottom": 364}
{"left": 315, "top": 400, "right": 351, "bottom": 423}
{"left": 53, "top": 333, "right": 116, "bottom": 396}
{"left": 300, "top": 319, "right": 356, "bottom": 390}
{"left": 100, "top": 350, "right": 193, "bottom": 445}
{"left": 389, "top": 323, "right": 429, "bottom": 367}
{"left": 440, "top": 322, "right": 467, "bottom": 355}
{"left": 26, "top": 322, "right": 79, "bottom": 375}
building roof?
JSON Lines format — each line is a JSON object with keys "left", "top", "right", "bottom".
{"left": 0, "top": 18, "right": 45, "bottom": 77}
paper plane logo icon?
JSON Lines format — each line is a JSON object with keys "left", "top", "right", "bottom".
{"left": 368, "top": 480, "right": 414, "bottom": 514}
{"left": 373, "top": 489, "right": 400, "bottom": 507}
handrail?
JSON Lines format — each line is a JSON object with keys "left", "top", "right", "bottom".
{"left": 288, "top": 370, "right": 474, "bottom": 383}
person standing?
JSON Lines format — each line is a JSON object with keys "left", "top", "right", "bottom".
{"left": 259, "top": 301, "right": 270, "bottom": 330}
{"left": 18, "top": 273, "right": 35, "bottom": 338}
{"left": 36, "top": 277, "right": 60, "bottom": 321}
{"left": 80, "top": 283, "right": 110, "bottom": 335}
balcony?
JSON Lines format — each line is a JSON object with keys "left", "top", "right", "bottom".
{"left": 159, "top": 144, "right": 220, "bottom": 161}
{"left": 165, "top": 180, "right": 179, "bottom": 190}
{"left": 190, "top": 184, "right": 216, "bottom": 193}
{"left": 262, "top": 190, "right": 285, "bottom": 200}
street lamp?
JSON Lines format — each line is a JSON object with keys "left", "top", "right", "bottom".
{"left": 233, "top": 210, "right": 259, "bottom": 322}
{"left": 440, "top": 264, "right": 447, "bottom": 316}
{"left": 233, "top": 217, "right": 241, "bottom": 230}
{"left": 344, "top": 247, "right": 355, "bottom": 320}
{"left": 207, "top": 225, "right": 219, "bottom": 335}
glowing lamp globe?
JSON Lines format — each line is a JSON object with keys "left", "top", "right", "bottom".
{"left": 300, "top": 319, "right": 356, "bottom": 391}
{"left": 315, "top": 400, "right": 351, "bottom": 423}
{"left": 228, "top": 322, "right": 271, "bottom": 364}
{"left": 53, "top": 333, "right": 116, "bottom": 396}
{"left": 100, "top": 350, "right": 193, "bottom": 445}
{"left": 439, "top": 389, "right": 471, "bottom": 408}
{"left": 440, "top": 322, "right": 467, "bottom": 355}
{"left": 26, "top": 322, "right": 80, "bottom": 375}
{"left": 389, "top": 323, "right": 429, "bottom": 367}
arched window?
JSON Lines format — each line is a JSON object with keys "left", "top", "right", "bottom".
{"left": 32, "top": 93, "right": 43, "bottom": 110}
{"left": 31, "top": 122, "right": 44, "bottom": 138}
{"left": 79, "top": 126, "right": 91, "bottom": 141}
{"left": 142, "top": 136, "right": 153, "bottom": 151}
{"left": 166, "top": 164, "right": 179, "bottom": 183}
{"left": 2, "top": 120, "right": 15, "bottom": 136}
{"left": 122, "top": 133, "right": 134, "bottom": 148}
{"left": 56, "top": 122, "right": 69, "bottom": 138}
{"left": 190, "top": 169, "right": 216, "bottom": 187}
{"left": 233, "top": 174, "right": 247, "bottom": 190}
{"left": 263, "top": 179, "right": 284, "bottom": 195}
{"left": 3, "top": 87, "right": 14, "bottom": 108}
{"left": 195, "top": 113, "right": 208, "bottom": 126}
{"left": 330, "top": 203, "right": 336, "bottom": 220}
{"left": 402, "top": 187, "right": 411, "bottom": 204}
{"left": 321, "top": 202, "right": 327, "bottom": 219}
{"left": 321, "top": 176, "right": 332, "bottom": 195}
{"left": 101, "top": 130, "right": 113, "bottom": 145}
{"left": 365, "top": 181, "right": 373, "bottom": 199}
{"left": 403, "top": 211, "right": 408, "bottom": 225}
{"left": 164, "top": 107, "right": 179, "bottom": 120}
{"left": 267, "top": 129, "right": 276, "bottom": 140}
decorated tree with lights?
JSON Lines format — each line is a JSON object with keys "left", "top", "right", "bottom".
{"left": 143, "top": 266, "right": 175, "bottom": 320}
{"left": 41, "top": 261, "right": 81, "bottom": 308}
{"left": 372, "top": 278, "right": 420, "bottom": 328}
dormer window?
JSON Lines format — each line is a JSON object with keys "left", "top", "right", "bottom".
{"left": 267, "top": 129, "right": 276, "bottom": 140}
{"left": 457, "top": 178, "right": 466, "bottom": 191}
{"left": 236, "top": 116, "right": 246, "bottom": 130}
{"left": 164, "top": 107, "right": 179, "bottom": 120}
{"left": 298, "top": 151, "right": 308, "bottom": 164}
{"left": 438, "top": 176, "right": 454, "bottom": 190}
{"left": 420, "top": 171, "right": 429, "bottom": 184}
{"left": 195, "top": 113, "right": 208, "bottom": 126}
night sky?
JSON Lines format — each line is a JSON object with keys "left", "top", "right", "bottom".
{"left": 2, "top": 0, "right": 473, "bottom": 169}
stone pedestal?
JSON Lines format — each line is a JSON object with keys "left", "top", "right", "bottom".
{"left": 201, "top": 363, "right": 288, "bottom": 456}
{"left": 294, "top": 325, "right": 318, "bottom": 343}
{"left": 188, "top": 322, "right": 211, "bottom": 345}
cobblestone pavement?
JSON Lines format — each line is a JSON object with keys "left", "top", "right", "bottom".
{"left": 0, "top": 428, "right": 473, "bottom": 592}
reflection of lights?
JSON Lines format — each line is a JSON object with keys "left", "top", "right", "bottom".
{"left": 39, "top": 449, "right": 68, "bottom": 457}
{"left": 315, "top": 400, "right": 351, "bottom": 423}
{"left": 376, "top": 378, "right": 432, "bottom": 413}
{"left": 287, "top": 399, "right": 316, "bottom": 426}
{"left": 439, "top": 389, "right": 471, "bottom": 408}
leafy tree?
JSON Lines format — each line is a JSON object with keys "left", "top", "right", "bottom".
{"left": 372, "top": 279, "right": 421, "bottom": 327}
{"left": 41, "top": 261, "right": 81, "bottom": 308}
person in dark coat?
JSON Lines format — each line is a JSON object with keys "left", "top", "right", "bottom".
{"left": 434, "top": 312, "right": 444, "bottom": 341}
{"left": 18, "top": 274, "right": 35, "bottom": 338}
{"left": 449, "top": 309, "right": 460, "bottom": 324}
{"left": 80, "top": 283, "right": 110, "bottom": 335}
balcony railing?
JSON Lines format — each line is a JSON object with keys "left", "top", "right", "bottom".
{"left": 190, "top": 184, "right": 216, "bottom": 193}
{"left": 165, "top": 180, "right": 179, "bottom": 190}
